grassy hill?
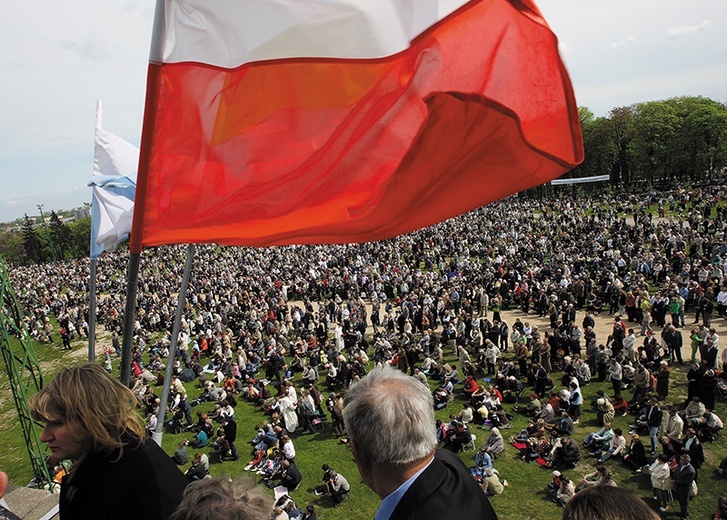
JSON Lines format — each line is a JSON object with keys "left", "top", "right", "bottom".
{"left": 1, "top": 313, "right": 725, "bottom": 520}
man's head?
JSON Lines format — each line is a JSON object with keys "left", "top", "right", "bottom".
{"left": 344, "top": 366, "right": 436, "bottom": 477}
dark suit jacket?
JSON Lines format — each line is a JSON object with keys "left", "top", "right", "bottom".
{"left": 645, "top": 405, "right": 663, "bottom": 427}
{"left": 389, "top": 449, "right": 497, "bottom": 520}
{"left": 674, "top": 463, "right": 696, "bottom": 488}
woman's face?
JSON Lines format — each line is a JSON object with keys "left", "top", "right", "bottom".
{"left": 40, "top": 418, "right": 91, "bottom": 463}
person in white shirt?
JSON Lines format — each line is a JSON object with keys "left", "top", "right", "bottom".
{"left": 662, "top": 407, "right": 684, "bottom": 441}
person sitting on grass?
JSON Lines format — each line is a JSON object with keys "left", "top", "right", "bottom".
{"left": 487, "top": 404, "right": 512, "bottom": 429}
{"left": 442, "top": 421, "right": 473, "bottom": 453}
{"left": 576, "top": 464, "right": 616, "bottom": 492}
{"left": 546, "top": 470, "right": 562, "bottom": 495}
{"left": 546, "top": 410, "right": 574, "bottom": 438}
{"left": 463, "top": 374, "right": 479, "bottom": 398}
{"left": 184, "top": 453, "right": 209, "bottom": 482}
{"left": 583, "top": 422, "right": 614, "bottom": 454}
{"left": 252, "top": 424, "right": 278, "bottom": 451}
{"left": 680, "top": 396, "right": 706, "bottom": 428}
{"left": 513, "top": 393, "right": 542, "bottom": 416}
{"left": 593, "top": 427, "right": 626, "bottom": 463}
{"left": 519, "top": 437, "right": 544, "bottom": 463}
{"left": 536, "top": 400, "right": 556, "bottom": 424}
{"left": 553, "top": 474, "right": 576, "bottom": 506}
{"left": 277, "top": 460, "right": 303, "bottom": 492}
{"left": 482, "top": 468, "right": 507, "bottom": 496}
{"left": 611, "top": 393, "right": 629, "bottom": 417}
{"left": 526, "top": 418, "right": 547, "bottom": 439}
{"left": 433, "top": 378, "right": 454, "bottom": 409}
{"left": 697, "top": 410, "right": 724, "bottom": 442}
{"left": 546, "top": 437, "right": 581, "bottom": 469}
{"left": 472, "top": 446, "right": 495, "bottom": 478}
{"left": 482, "top": 427, "right": 505, "bottom": 460}
{"left": 622, "top": 433, "right": 648, "bottom": 472}
{"left": 325, "top": 470, "right": 350, "bottom": 508}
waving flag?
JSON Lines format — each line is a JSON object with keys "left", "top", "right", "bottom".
{"left": 89, "top": 101, "right": 139, "bottom": 259}
{"left": 130, "top": 0, "right": 583, "bottom": 251}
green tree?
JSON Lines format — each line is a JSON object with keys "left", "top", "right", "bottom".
{"left": 21, "top": 214, "right": 43, "bottom": 265}
{"left": 670, "top": 96, "right": 727, "bottom": 181}
{"left": 68, "top": 216, "right": 92, "bottom": 258}
{"left": 580, "top": 114, "right": 616, "bottom": 180}
{"left": 0, "top": 231, "right": 26, "bottom": 266}
{"left": 49, "top": 210, "right": 72, "bottom": 260}
{"left": 630, "top": 100, "right": 680, "bottom": 184}
{"left": 608, "top": 106, "right": 635, "bottom": 186}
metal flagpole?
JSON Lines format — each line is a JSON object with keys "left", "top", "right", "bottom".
{"left": 88, "top": 99, "right": 103, "bottom": 362}
{"left": 152, "top": 243, "right": 195, "bottom": 446}
{"left": 88, "top": 257, "right": 97, "bottom": 361}
{"left": 120, "top": 252, "right": 141, "bottom": 387}
{"left": 123, "top": 0, "right": 167, "bottom": 386}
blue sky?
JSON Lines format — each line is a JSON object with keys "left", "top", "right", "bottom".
{"left": 0, "top": 0, "right": 725, "bottom": 224}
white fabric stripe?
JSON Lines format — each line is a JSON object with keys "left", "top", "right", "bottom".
{"left": 160, "top": 0, "right": 472, "bottom": 67}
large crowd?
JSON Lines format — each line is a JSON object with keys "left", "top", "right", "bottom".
{"left": 7, "top": 183, "right": 727, "bottom": 519}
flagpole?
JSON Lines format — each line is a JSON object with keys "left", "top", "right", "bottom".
{"left": 123, "top": 0, "right": 167, "bottom": 386}
{"left": 152, "top": 243, "right": 195, "bottom": 447}
{"left": 88, "top": 258, "right": 97, "bottom": 361}
{"left": 120, "top": 252, "right": 140, "bottom": 387}
{"left": 88, "top": 99, "right": 103, "bottom": 362}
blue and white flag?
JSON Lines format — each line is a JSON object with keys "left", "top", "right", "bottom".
{"left": 88, "top": 101, "right": 139, "bottom": 259}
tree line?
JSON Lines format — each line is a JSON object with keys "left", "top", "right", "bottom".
{"left": 0, "top": 212, "right": 91, "bottom": 266}
{"left": 574, "top": 95, "right": 727, "bottom": 187}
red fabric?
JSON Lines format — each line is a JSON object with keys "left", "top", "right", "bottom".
{"left": 131, "top": 0, "right": 582, "bottom": 251}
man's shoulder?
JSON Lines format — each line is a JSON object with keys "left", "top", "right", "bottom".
{"left": 390, "top": 450, "right": 497, "bottom": 520}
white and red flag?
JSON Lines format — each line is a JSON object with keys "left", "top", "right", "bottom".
{"left": 130, "top": 0, "right": 583, "bottom": 251}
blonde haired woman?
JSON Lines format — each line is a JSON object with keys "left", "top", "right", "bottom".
{"left": 29, "top": 363, "right": 187, "bottom": 519}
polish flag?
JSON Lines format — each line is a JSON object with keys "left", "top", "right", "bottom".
{"left": 130, "top": 0, "right": 583, "bottom": 251}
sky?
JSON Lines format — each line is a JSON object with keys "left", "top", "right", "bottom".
{"left": 0, "top": 0, "right": 725, "bottom": 224}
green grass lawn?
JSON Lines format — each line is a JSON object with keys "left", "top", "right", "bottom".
{"left": 1, "top": 326, "right": 725, "bottom": 520}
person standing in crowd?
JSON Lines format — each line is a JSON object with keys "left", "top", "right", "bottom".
{"left": 29, "top": 364, "right": 188, "bottom": 519}
{"left": 674, "top": 454, "right": 696, "bottom": 520}
{"left": 344, "top": 366, "right": 497, "bottom": 519}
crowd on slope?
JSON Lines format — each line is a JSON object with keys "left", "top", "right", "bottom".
{"left": 7, "top": 184, "right": 727, "bottom": 518}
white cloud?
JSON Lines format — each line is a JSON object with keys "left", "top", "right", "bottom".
{"left": 4, "top": 198, "right": 29, "bottom": 207}
{"left": 57, "top": 34, "right": 110, "bottom": 62}
{"left": 605, "top": 36, "right": 636, "bottom": 53}
{"left": 666, "top": 20, "right": 711, "bottom": 38}
{"left": 54, "top": 132, "right": 79, "bottom": 142}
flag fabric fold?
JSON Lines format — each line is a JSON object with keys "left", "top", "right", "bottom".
{"left": 89, "top": 105, "right": 139, "bottom": 259}
{"left": 131, "top": 0, "right": 583, "bottom": 251}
